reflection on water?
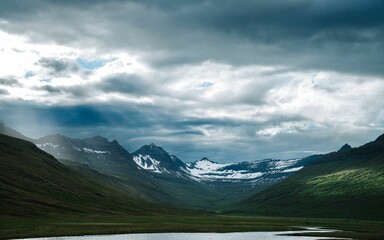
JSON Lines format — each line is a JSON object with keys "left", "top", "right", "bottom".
{"left": 18, "top": 227, "right": 350, "bottom": 240}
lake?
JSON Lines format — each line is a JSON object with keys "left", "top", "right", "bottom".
{"left": 19, "top": 227, "right": 350, "bottom": 240}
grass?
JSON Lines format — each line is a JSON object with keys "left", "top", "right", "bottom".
{"left": 228, "top": 138, "right": 384, "bottom": 221}
{"left": 1, "top": 215, "right": 384, "bottom": 239}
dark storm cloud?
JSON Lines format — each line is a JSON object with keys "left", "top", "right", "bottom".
{"left": 1, "top": 0, "right": 383, "bottom": 75}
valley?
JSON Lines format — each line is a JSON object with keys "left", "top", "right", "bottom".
{"left": 1, "top": 122, "right": 314, "bottom": 210}
{"left": 1, "top": 123, "right": 383, "bottom": 239}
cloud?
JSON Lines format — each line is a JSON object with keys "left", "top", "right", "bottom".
{"left": 0, "top": 0, "right": 383, "bottom": 162}
{"left": 38, "top": 58, "right": 80, "bottom": 76}
{"left": 0, "top": 78, "right": 20, "bottom": 86}
{"left": 99, "top": 74, "right": 152, "bottom": 95}
{"left": 0, "top": 89, "right": 9, "bottom": 95}
{"left": 1, "top": 0, "right": 383, "bottom": 75}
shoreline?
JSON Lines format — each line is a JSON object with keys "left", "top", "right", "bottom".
{"left": 2, "top": 215, "right": 383, "bottom": 240}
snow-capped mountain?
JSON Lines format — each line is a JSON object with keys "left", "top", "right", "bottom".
{"left": 32, "top": 132, "right": 313, "bottom": 184}
{"left": 0, "top": 122, "right": 324, "bottom": 210}
{"left": 132, "top": 144, "right": 185, "bottom": 172}
{"left": 131, "top": 144, "right": 310, "bottom": 182}
{"left": 35, "top": 134, "right": 138, "bottom": 177}
{"left": 185, "top": 157, "right": 304, "bottom": 182}
{"left": 132, "top": 143, "right": 191, "bottom": 178}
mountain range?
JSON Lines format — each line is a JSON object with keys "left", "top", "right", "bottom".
{"left": 35, "top": 132, "right": 313, "bottom": 184}
{"left": 31, "top": 128, "right": 320, "bottom": 209}
{"left": 1, "top": 121, "right": 383, "bottom": 221}
{"left": 0, "top": 122, "right": 318, "bottom": 210}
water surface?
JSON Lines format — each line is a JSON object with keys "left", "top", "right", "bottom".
{"left": 20, "top": 228, "right": 349, "bottom": 240}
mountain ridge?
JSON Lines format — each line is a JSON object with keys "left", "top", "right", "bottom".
{"left": 0, "top": 134, "right": 175, "bottom": 217}
{"left": 230, "top": 132, "right": 384, "bottom": 220}
{"left": 3, "top": 122, "right": 380, "bottom": 214}
{"left": 0, "top": 123, "right": 313, "bottom": 210}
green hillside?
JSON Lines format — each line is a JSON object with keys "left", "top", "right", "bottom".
{"left": 1, "top": 135, "right": 384, "bottom": 240}
{"left": 0, "top": 134, "right": 174, "bottom": 217}
{"left": 229, "top": 134, "right": 384, "bottom": 220}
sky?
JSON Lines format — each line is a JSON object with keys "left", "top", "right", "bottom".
{"left": 0, "top": 0, "right": 383, "bottom": 163}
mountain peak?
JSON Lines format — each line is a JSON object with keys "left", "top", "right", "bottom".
{"left": 148, "top": 143, "right": 165, "bottom": 149}
{"left": 197, "top": 157, "right": 218, "bottom": 164}
{"left": 135, "top": 143, "right": 167, "bottom": 156}
{"left": 133, "top": 143, "right": 186, "bottom": 173}
{"left": 141, "top": 143, "right": 165, "bottom": 152}
{"left": 338, "top": 143, "right": 352, "bottom": 152}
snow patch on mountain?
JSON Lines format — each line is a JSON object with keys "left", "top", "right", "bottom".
{"left": 188, "top": 159, "right": 229, "bottom": 171}
{"left": 37, "top": 143, "right": 111, "bottom": 156}
{"left": 273, "top": 158, "right": 300, "bottom": 169}
{"left": 186, "top": 160, "right": 263, "bottom": 181}
{"left": 133, "top": 154, "right": 162, "bottom": 173}
{"left": 83, "top": 148, "right": 111, "bottom": 154}
{"left": 281, "top": 166, "right": 303, "bottom": 173}
{"left": 184, "top": 158, "right": 304, "bottom": 181}
{"left": 36, "top": 143, "right": 59, "bottom": 149}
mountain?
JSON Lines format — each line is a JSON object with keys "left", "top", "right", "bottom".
{"left": 36, "top": 132, "right": 318, "bottom": 210}
{"left": 0, "top": 134, "right": 172, "bottom": 217}
{"left": 132, "top": 143, "right": 188, "bottom": 175}
{"left": 233, "top": 133, "right": 384, "bottom": 220}
{"left": 34, "top": 133, "right": 220, "bottom": 210}
{"left": 337, "top": 143, "right": 352, "bottom": 152}
{"left": 35, "top": 134, "right": 137, "bottom": 177}
{"left": 0, "top": 122, "right": 333, "bottom": 211}
{"left": 132, "top": 144, "right": 311, "bottom": 183}
{"left": 0, "top": 122, "right": 32, "bottom": 141}
{"left": 131, "top": 144, "right": 319, "bottom": 210}
{"left": 186, "top": 157, "right": 305, "bottom": 182}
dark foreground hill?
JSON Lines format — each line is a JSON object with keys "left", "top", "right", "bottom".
{"left": 0, "top": 134, "right": 174, "bottom": 217}
{"left": 231, "top": 134, "right": 384, "bottom": 220}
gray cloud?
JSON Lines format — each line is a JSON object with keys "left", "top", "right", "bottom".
{"left": 0, "top": 89, "right": 9, "bottom": 95}
{"left": 0, "top": 78, "right": 20, "bottom": 86}
{"left": 1, "top": 0, "right": 383, "bottom": 76}
{"left": 38, "top": 58, "right": 79, "bottom": 76}
{"left": 32, "top": 84, "right": 90, "bottom": 98}
{"left": 1, "top": 0, "right": 383, "bottom": 162}
{"left": 99, "top": 74, "right": 151, "bottom": 95}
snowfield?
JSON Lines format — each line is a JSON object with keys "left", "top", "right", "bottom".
{"left": 133, "top": 154, "right": 163, "bottom": 173}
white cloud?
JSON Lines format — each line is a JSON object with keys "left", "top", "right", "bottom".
{"left": 1, "top": 1, "right": 383, "bottom": 163}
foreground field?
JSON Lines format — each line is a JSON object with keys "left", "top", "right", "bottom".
{"left": 1, "top": 215, "right": 384, "bottom": 240}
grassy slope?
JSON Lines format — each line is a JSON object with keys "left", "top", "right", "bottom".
{"left": 1, "top": 134, "right": 384, "bottom": 239}
{"left": 61, "top": 159, "right": 221, "bottom": 210}
{"left": 230, "top": 134, "right": 384, "bottom": 220}
{"left": 0, "top": 134, "right": 178, "bottom": 217}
